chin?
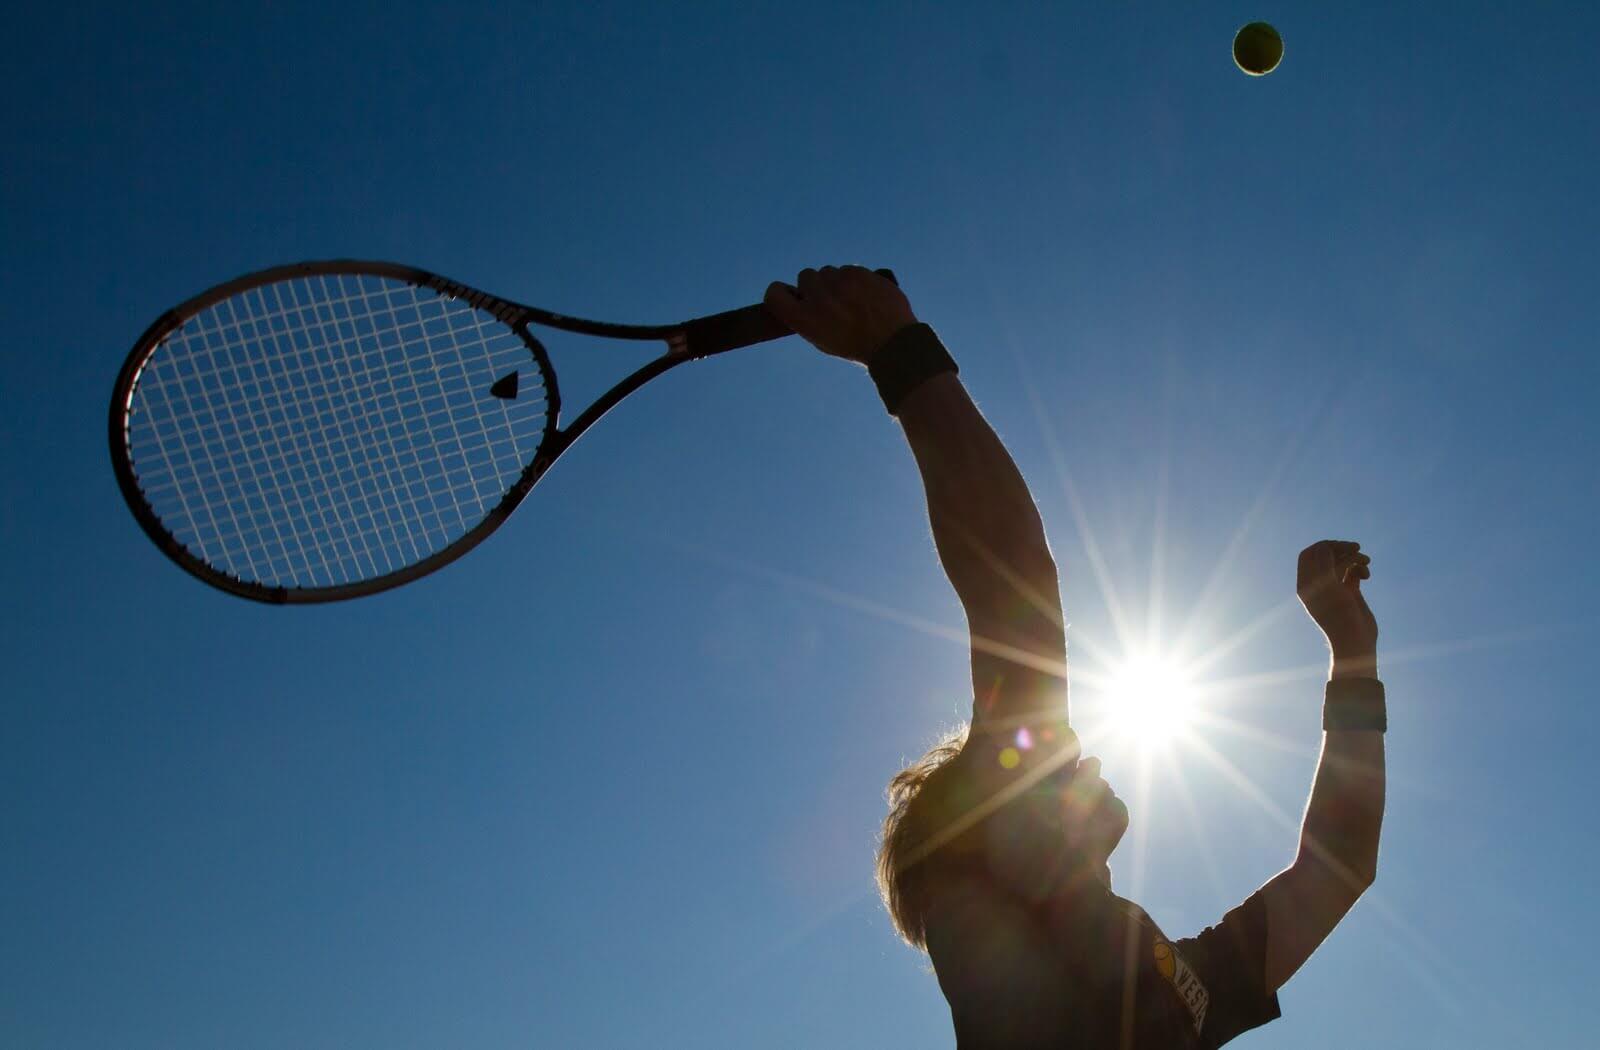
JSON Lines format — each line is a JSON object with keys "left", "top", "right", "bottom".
{"left": 1100, "top": 796, "right": 1131, "bottom": 855}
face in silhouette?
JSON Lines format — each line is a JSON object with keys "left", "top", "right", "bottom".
{"left": 1059, "top": 755, "right": 1128, "bottom": 883}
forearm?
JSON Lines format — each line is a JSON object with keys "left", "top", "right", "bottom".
{"left": 896, "top": 372, "right": 1057, "bottom": 617}
{"left": 1296, "top": 659, "right": 1386, "bottom": 890}
{"left": 1263, "top": 543, "right": 1385, "bottom": 989}
{"left": 1258, "top": 663, "right": 1385, "bottom": 989}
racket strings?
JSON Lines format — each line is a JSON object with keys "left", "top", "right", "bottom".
{"left": 138, "top": 279, "right": 544, "bottom": 585}
{"left": 125, "top": 273, "right": 549, "bottom": 590}
{"left": 140, "top": 284, "right": 451, "bottom": 582}
{"left": 188, "top": 277, "right": 540, "bottom": 576}
{"left": 138, "top": 286, "right": 540, "bottom": 531}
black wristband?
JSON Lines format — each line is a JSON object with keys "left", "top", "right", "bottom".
{"left": 1323, "top": 677, "right": 1386, "bottom": 732}
{"left": 867, "top": 323, "right": 958, "bottom": 415}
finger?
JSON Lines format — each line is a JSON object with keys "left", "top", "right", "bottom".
{"left": 1298, "top": 542, "right": 1335, "bottom": 590}
{"left": 1326, "top": 542, "right": 1360, "bottom": 575}
{"left": 764, "top": 281, "right": 820, "bottom": 342}
{"left": 764, "top": 281, "right": 799, "bottom": 310}
{"left": 1300, "top": 540, "right": 1362, "bottom": 592}
{"left": 837, "top": 264, "right": 884, "bottom": 290}
{"left": 764, "top": 279, "right": 801, "bottom": 317}
{"left": 1299, "top": 540, "right": 1335, "bottom": 572}
{"left": 796, "top": 268, "right": 841, "bottom": 323}
{"left": 816, "top": 265, "right": 844, "bottom": 296}
{"left": 1337, "top": 550, "right": 1376, "bottom": 582}
{"left": 824, "top": 267, "right": 861, "bottom": 314}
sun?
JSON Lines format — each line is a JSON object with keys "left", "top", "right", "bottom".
{"left": 1105, "top": 653, "right": 1198, "bottom": 750}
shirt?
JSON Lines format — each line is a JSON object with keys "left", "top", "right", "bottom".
{"left": 925, "top": 873, "right": 1281, "bottom": 1049}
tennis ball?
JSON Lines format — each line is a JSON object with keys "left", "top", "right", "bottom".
{"left": 1233, "top": 22, "right": 1283, "bottom": 76}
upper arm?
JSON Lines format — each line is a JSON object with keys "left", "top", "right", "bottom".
{"left": 1258, "top": 859, "right": 1367, "bottom": 992}
{"left": 1174, "top": 891, "right": 1283, "bottom": 1043}
{"left": 965, "top": 575, "right": 1069, "bottom": 739}
{"left": 957, "top": 597, "right": 1075, "bottom": 881}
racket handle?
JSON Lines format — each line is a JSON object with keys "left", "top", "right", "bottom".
{"left": 677, "top": 268, "right": 898, "bottom": 357}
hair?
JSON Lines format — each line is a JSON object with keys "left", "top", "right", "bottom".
{"left": 877, "top": 719, "right": 1091, "bottom": 951}
{"left": 875, "top": 724, "right": 980, "bottom": 951}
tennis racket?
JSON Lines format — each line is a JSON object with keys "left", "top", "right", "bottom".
{"left": 109, "top": 259, "right": 891, "bottom": 604}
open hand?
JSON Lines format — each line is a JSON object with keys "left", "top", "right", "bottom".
{"left": 764, "top": 266, "right": 916, "bottom": 365}
{"left": 1297, "top": 540, "right": 1378, "bottom": 674}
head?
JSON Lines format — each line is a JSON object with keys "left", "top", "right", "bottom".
{"left": 876, "top": 724, "right": 1129, "bottom": 950}
{"left": 1055, "top": 754, "right": 1130, "bottom": 883}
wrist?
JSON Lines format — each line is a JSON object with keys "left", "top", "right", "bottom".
{"left": 1323, "top": 676, "right": 1386, "bottom": 732}
{"left": 867, "top": 323, "right": 958, "bottom": 415}
{"left": 1329, "top": 650, "right": 1377, "bottom": 680}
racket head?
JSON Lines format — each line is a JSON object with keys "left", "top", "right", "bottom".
{"left": 109, "top": 261, "right": 560, "bottom": 603}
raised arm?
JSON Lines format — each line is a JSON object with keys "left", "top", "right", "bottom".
{"left": 1258, "top": 540, "right": 1387, "bottom": 991}
{"left": 764, "top": 267, "right": 1069, "bottom": 742}
{"left": 898, "top": 371, "right": 1067, "bottom": 726}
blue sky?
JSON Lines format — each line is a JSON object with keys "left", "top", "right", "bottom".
{"left": 4, "top": 2, "right": 1598, "bottom": 1047}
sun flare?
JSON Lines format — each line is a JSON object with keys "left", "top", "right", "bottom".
{"left": 1105, "top": 654, "right": 1198, "bottom": 750}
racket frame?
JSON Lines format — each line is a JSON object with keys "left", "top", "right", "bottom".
{"left": 109, "top": 259, "right": 788, "bottom": 604}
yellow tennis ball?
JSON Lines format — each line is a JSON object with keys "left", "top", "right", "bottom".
{"left": 1233, "top": 22, "right": 1283, "bottom": 76}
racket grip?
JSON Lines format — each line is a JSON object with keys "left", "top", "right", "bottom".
{"left": 678, "top": 268, "right": 898, "bottom": 357}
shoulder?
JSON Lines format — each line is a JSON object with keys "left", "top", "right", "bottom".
{"left": 923, "top": 872, "right": 1098, "bottom": 1046}
{"left": 1175, "top": 892, "right": 1272, "bottom": 972}
{"left": 925, "top": 870, "right": 1053, "bottom": 980}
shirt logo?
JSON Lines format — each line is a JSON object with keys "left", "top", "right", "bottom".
{"left": 1153, "top": 939, "right": 1209, "bottom": 1034}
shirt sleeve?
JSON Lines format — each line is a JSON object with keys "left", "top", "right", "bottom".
{"left": 1174, "top": 890, "right": 1282, "bottom": 1047}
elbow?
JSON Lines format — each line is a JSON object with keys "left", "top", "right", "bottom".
{"left": 1008, "top": 543, "right": 1059, "bottom": 595}
{"left": 1295, "top": 844, "right": 1378, "bottom": 900}
{"left": 1347, "top": 838, "right": 1380, "bottom": 893}
{"left": 957, "top": 500, "right": 1055, "bottom": 579}
{"left": 1347, "top": 862, "right": 1377, "bottom": 899}
{"left": 992, "top": 532, "right": 1058, "bottom": 588}
{"left": 952, "top": 537, "right": 1060, "bottom": 615}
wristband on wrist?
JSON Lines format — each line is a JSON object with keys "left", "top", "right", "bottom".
{"left": 867, "top": 323, "right": 958, "bottom": 415}
{"left": 1323, "top": 677, "right": 1386, "bottom": 732}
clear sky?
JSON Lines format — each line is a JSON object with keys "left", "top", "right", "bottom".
{"left": 4, "top": 2, "right": 1598, "bottom": 1047}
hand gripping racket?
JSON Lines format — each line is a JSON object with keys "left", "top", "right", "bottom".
{"left": 109, "top": 260, "right": 893, "bottom": 604}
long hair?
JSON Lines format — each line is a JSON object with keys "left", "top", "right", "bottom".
{"left": 875, "top": 725, "right": 978, "bottom": 950}
{"left": 877, "top": 719, "right": 1088, "bottom": 950}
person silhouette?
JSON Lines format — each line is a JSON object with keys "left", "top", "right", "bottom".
{"left": 766, "top": 266, "right": 1386, "bottom": 1048}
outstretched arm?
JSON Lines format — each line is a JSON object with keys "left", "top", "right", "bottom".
{"left": 1258, "top": 540, "right": 1386, "bottom": 991}
{"left": 764, "top": 267, "right": 1069, "bottom": 743}
{"left": 897, "top": 372, "right": 1067, "bottom": 733}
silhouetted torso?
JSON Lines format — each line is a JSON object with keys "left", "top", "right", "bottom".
{"left": 926, "top": 873, "right": 1279, "bottom": 1049}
